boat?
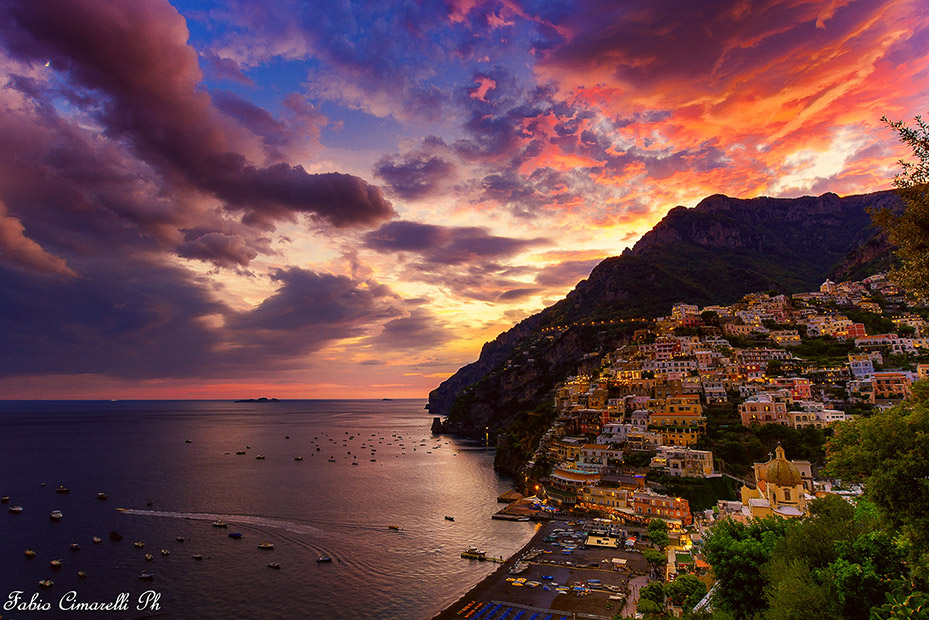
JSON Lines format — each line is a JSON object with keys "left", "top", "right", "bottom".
{"left": 50, "top": 559, "right": 63, "bottom": 568}
{"left": 255, "top": 455, "right": 266, "bottom": 460}
{"left": 235, "top": 450, "right": 246, "bottom": 455}
{"left": 9, "top": 505, "right": 23, "bottom": 514}
{"left": 257, "top": 542, "right": 274, "bottom": 550}
{"left": 49, "top": 510, "right": 63, "bottom": 520}
{"left": 161, "top": 549, "right": 170, "bottom": 556}
{"left": 92, "top": 536, "right": 102, "bottom": 544}
{"left": 25, "top": 549, "right": 36, "bottom": 558}
{"left": 39, "top": 580, "right": 54, "bottom": 588}
{"left": 78, "top": 571, "right": 87, "bottom": 578}
{"left": 109, "top": 531, "right": 123, "bottom": 541}
{"left": 294, "top": 456, "right": 303, "bottom": 461}
{"left": 134, "top": 541, "right": 145, "bottom": 548}
{"left": 267, "top": 562, "right": 281, "bottom": 569}
{"left": 316, "top": 555, "right": 332, "bottom": 563}
{"left": 145, "top": 553, "right": 154, "bottom": 561}
{"left": 461, "top": 546, "right": 487, "bottom": 560}
{"left": 97, "top": 492, "right": 107, "bottom": 500}
{"left": 139, "top": 572, "right": 155, "bottom": 581}
{"left": 387, "top": 525, "right": 401, "bottom": 531}
{"left": 327, "top": 457, "right": 336, "bottom": 462}
{"left": 146, "top": 499, "right": 153, "bottom": 506}
{"left": 228, "top": 532, "right": 243, "bottom": 539}
{"left": 445, "top": 516, "right": 455, "bottom": 521}
{"left": 55, "top": 486, "right": 69, "bottom": 494}
{"left": 185, "top": 439, "right": 192, "bottom": 443}
{"left": 70, "top": 543, "right": 80, "bottom": 551}
{"left": 1, "top": 496, "right": 8, "bottom": 502}
{"left": 211, "top": 521, "right": 228, "bottom": 528}
{"left": 176, "top": 536, "right": 185, "bottom": 542}
{"left": 192, "top": 554, "right": 203, "bottom": 560}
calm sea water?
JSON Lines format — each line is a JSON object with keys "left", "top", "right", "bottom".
{"left": 0, "top": 400, "right": 536, "bottom": 620}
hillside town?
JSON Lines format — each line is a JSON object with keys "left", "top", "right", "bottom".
{"left": 474, "top": 272, "right": 929, "bottom": 618}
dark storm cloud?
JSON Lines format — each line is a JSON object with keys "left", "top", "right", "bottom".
{"left": 374, "top": 153, "right": 456, "bottom": 200}
{"left": 227, "top": 267, "right": 401, "bottom": 358}
{"left": 176, "top": 232, "right": 259, "bottom": 269}
{"left": 363, "top": 308, "right": 451, "bottom": 351}
{"left": 362, "top": 221, "right": 548, "bottom": 265}
{"left": 0, "top": 0, "right": 394, "bottom": 229}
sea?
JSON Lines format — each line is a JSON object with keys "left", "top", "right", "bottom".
{"left": 0, "top": 400, "right": 538, "bottom": 620}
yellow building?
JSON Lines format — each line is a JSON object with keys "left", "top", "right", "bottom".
{"left": 740, "top": 445, "right": 808, "bottom": 518}
{"left": 648, "top": 394, "right": 706, "bottom": 446}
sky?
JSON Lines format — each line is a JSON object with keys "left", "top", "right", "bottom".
{"left": 0, "top": 0, "right": 927, "bottom": 400}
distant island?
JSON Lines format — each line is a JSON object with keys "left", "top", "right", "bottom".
{"left": 233, "top": 397, "right": 279, "bottom": 403}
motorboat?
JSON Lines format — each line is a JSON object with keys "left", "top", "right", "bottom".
{"left": 387, "top": 525, "right": 401, "bottom": 531}
{"left": 255, "top": 455, "right": 266, "bottom": 460}
{"left": 97, "top": 492, "right": 107, "bottom": 500}
{"left": 145, "top": 553, "right": 154, "bottom": 561}
{"left": 49, "top": 510, "right": 63, "bottom": 520}
{"left": 192, "top": 554, "right": 203, "bottom": 560}
{"left": 92, "top": 536, "right": 102, "bottom": 544}
{"left": 1, "top": 496, "right": 8, "bottom": 502}
{"left": 445, "top": 516, "right": 455, "bottom": 521}
{"left": 55, "top": 486, "right": 69, "bottom": 494}
{"left": 138, "top": 572, "right": 154, "bottom": 581}
{"left": 25, "top": 549, "right": 36, "bottom": 558}
{"left": 38, "top": 580, "right": 53, "bottom": 588}
{"left": 133, "top": 541, "right": 145, "bottom": 548}
{"left": 228, "top": 532, "right": 243, "bottom": 539}
{"left": 161, "top": 549, "right": 170, "bottom": 556}
{"left": 316, "top": 555, "right": 332, "bottom": 563}
{"left": 267, "top": 562, "right": 281, "bottom": 569}
{"left": 70, "top": 543, "right": 80, "bottom": 551}
{"left": 257, "top": 542, "right": 274, "bottom": 550}
{"left": 294, "top": 456, "right": 303, "bottom": 461}
{"left": 211, "top": 521, "right": 228, "bottom": 528}
{"left": 50, "top": 559, "right": 63, "bottom": 568}
{"left": 461, "top": 546, "right": 487, "bottom": 560}
{"left": 78, "top": 571, "right": 87, "bottom": 579}
{"left": 176, "top": 536, "right": 185, "bottom": 542}
{"left": 9, "top": 505, "right": 23, "bottom": 514}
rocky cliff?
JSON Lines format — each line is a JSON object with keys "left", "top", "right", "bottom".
{"left": 429, "top": 189, "right": 900, "bottom": 476}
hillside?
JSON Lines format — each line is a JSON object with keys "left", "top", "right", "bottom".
{"left": 428, "top": 189, "right": 900, "bottom": 473}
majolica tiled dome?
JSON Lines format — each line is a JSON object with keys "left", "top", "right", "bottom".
{"left": 764, "top": 445, "right": 802, "bottom": 487}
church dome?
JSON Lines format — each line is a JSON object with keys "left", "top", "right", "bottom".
{"left": 763, "top": 445, "right": 802, "bottom": 487}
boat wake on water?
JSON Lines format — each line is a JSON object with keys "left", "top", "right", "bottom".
{"left": 117, "top": 508, "right": 328, "bottom": 537}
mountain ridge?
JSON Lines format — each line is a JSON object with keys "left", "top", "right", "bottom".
{"left": 428, "top": 189, "right": 900, "bottom": 472}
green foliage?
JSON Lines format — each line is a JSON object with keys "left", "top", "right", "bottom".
{"left": 703, "top": 517, "right": 792, "bottom": 619}
{"left": 643, "top": 548, "right": 667, "bottom": 568}
{"left": 648, "top": 518, "right": 670, "bottom": 549}
{"left": 640, "top": 581, "right": 666, "bottom": 605}
{"left": 666, "top": 574, "right": 706, "bottom": 610}
{"left": 790, "top": 335, "right": 856, "bottom": 365}
{"left": 825, "top": 385, "right": 929, "bottom": 575}
{"left": 646, "top": 473, "right": 740, "bottom": 512}
{"left": 873, "top": 115, "right": 929, "bottom": 299}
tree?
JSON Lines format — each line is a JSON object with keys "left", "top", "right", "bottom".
{"left": 639, "top": 581, "right": 666, "bottom": 606}
{"left": 825, "top": 383, "right": 929, "bottom": 575}
{"left": 873, "top": 115, "right": 929, "bottom": 299}
{"left": 703, "top": 517, "right": 792, "bottom": 619}
{"left": 644, "top": 548, "right": 667, "bottom": 570}
{"left": 666, "top": 574, "right": 706, "bottom": 611}
{"left": 648, "top": 518, "right": 670, "bottom": 549}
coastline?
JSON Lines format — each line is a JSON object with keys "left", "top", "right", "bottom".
{"left": 428, "top": 521, "right": 552, "bottom": 620}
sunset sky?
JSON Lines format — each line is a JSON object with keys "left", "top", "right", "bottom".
{"left": 0, "top": 0, "right": 927, "bottom": 399}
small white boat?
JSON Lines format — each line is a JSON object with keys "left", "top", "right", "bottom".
{"left": 161, "top": 549, "right": 170, "bottom": 556}
{"left": 139, "top": 572, "right": 154, "bottom": 581}
{"left": 70, "top": 543, "right": 80, "bottom": 551}
{"left": 145, "top": 553, "right": 154, "bottom": 561}
{"left": 211, "top": 521, "right": 228, "bottom": 528}
{"left": 257, "top": 542, "right": 274, "bottom": 550}
{"left": 133, "top": 541, "right": 144, "bottom": 548}
{"left": 50, "top": 559, "right": 63, "bottom": 568}
{"left": 25, "top": 549, "right": 36, "bottom": 558}
{"left": 92, "top": 536, "right": 102, "bottom": 544}
{"left": 49, "top": 510, "right": 63, "bottom": 520}
{"left": 192, "top": 554, "right": 203, "bottom": 560}
{"left": 97, "top": 492, "right": 107, "bottom": 500}
{"left": 316, "top": 555, "right": 332, "bottom": 563}
{"left": 9, "top": 505, "right": 23, "bottom": 514}
{"left": 267, "top": 562, "right": 281, "bottom": 569}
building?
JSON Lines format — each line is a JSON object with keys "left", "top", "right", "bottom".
{"left": 740, "top": 445, "right": 810, "bottom": 518}
{"left": 739, "top": 392, "right": 790, "bottom": 426}
{"left": 577, "top": 444, "right": 624, "bottom": 471}
{"left": 632, "top": 490, "right": 692, "bottom": 525}
{"left": 872, "top": 371, "right": 912, "bottom": 400}
{"left": 650, "top": 446, "right": 714, "bottom": 477}
{"left": 648, "top": 394, "right": 706, "bottom": 447}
